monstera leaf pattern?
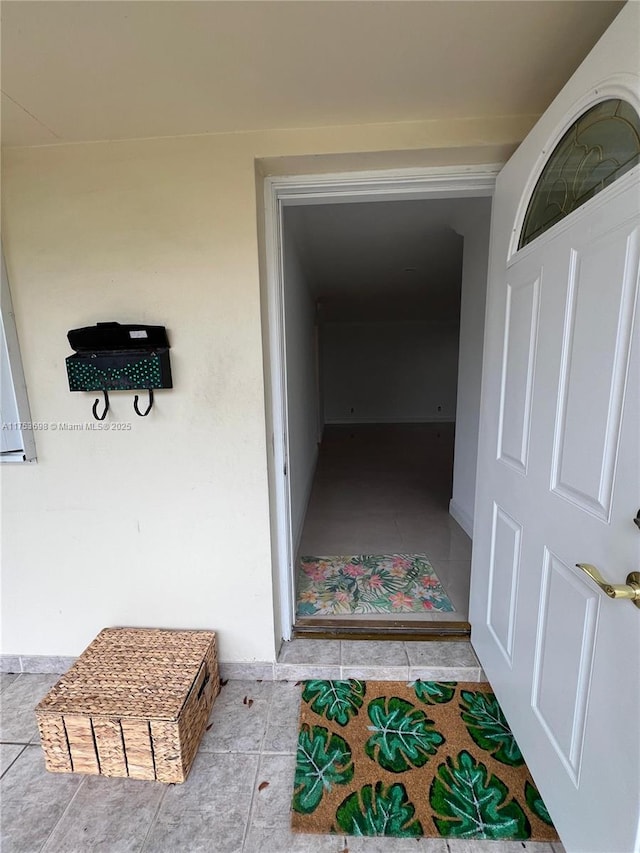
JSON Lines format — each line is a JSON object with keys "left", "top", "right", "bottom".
{"left": 293, "top": 724, "right": 354, "bottom": 814}
{"left": 302, "top": 680, "right": 365, "bottom": 726}
{"left": 460, "top": 690, "right": 524, "bottom": 766}
{"left": 292, "top": 682, "right": 556, "bottom": 843}
{"left": 430, "top": 750, "right": 530, "bottom": 839}
{"left": 525, "top": 780, "right": 554, "bottom": 826}
{"left": 412, "top": 681, "right": 457, "bottom": 705}
{"left": 365, "top": 696, "right": 445, "bottom": 772}
{"left": 335, "top": 782, "right": 423, "bottom": 837}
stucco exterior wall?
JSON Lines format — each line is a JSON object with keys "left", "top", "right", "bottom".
{"left": 0, "top": 115, "right": 532, "bottom": 662}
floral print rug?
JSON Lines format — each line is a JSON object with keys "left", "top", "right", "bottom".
{"left": 291, "top": 680, "right": 558, "bottom": 842}
{"left": 296, "top": 554, "right": 454, "bottom": 616}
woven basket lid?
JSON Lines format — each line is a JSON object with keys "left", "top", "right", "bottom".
{"left": 36, "top": 628, "right": 216, "bottom": 721}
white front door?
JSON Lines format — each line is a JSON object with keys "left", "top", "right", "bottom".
{"left": 470, "top": 6, "right": 640, "bottom": 853}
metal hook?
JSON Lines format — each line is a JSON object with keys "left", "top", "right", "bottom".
{"left": 133, "top": 388, "right": 154, "bottom": 417}
{"left": 92, "top": 389, "right": 110, "bottom": 421}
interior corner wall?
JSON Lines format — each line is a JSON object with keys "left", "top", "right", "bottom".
{"left": 450, "top": 202, "right": 492, "bottom": 536}
{"left": 282, "top": 222, "right": 319, "bottom": 553}
{"left": 322, "top": 321, "right": 460, "bottom": 424}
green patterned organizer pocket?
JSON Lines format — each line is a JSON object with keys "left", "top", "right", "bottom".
{"left": 66, "top": 351, "right": 169, "bottom": 391}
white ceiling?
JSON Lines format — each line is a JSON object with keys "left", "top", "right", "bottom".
{"left": 285, "top": 196, "right": 491, "bottom": 322}
{"left": 1, "top": 1, "right": 623, "bottom": 147}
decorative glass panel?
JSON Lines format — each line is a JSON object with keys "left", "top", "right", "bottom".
{"left": 519, "top": 99, "right": 640, "bottom": 249}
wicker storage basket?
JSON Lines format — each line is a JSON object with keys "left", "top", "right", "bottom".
{"left": 36, "top": 627, "right": 219, "bottom": 784}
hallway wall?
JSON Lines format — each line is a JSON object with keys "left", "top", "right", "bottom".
{"left": 322, "top": 321, "right": 460, "bottom": 423}
{"left": 283, "top": 196, "right": 491, "bottom": 536}
{"left": 282, "top": 222, "right": 319, "bottom": 551}
{"left": 449, "top": 201, "right": 492, "bottom": 535}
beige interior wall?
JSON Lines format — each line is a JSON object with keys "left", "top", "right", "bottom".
{"left": 0, "top": 115, "right": 530, "bottom": 661}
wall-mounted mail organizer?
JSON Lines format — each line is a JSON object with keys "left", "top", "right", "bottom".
{"left": 66, "top": 322, "right": 172, "bottom": 420}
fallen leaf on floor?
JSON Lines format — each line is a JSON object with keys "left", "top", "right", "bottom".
{"left": 242, "top": 696, "right": 254, "bottom": 707}
{"left": 205, "top": 723, "right": 213, "bottom": 731}
{"left": 258, "top": 781, "right": 270, "bottom": 792}
{"left": 220, "top": 678, "right": 229, "bottom": 686}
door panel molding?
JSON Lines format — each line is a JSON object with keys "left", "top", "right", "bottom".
{"left": 486, "top": 502, "right": 522, "bottom": 666}
{"left": 497, "top": 272, "right": 541, "bottom": 474}
{"left": 531, "top": 549, "right": 600, "bottom": 786}
{"left": 550, "top": 225, "right": 640, "bottom": 521}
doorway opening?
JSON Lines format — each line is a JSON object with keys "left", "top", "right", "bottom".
{"left": 262, "top": 167, "right": 497, "bottom": 641}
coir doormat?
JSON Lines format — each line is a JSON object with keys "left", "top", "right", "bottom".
{"left": 296, "top": 554, "right": 455, "bottom": 616}
{"left": 291, "top": 680, "right": 558, "bottom": 842}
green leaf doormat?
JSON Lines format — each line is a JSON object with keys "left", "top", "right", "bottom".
{"left": 291, "top": 680, "right": 558, "bottom": 842}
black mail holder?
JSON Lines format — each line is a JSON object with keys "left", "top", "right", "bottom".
{"left": 66, "top": 322, "right": 172, "bottom": 393}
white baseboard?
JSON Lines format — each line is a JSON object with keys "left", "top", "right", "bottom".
{"left": 449, "top": 498, "right": 474, "bottom": 538}
{"left": 1, "top": 654, "right": 78, "bottom": 674}
{"left": 1, "top": 653, "right": 279, "bottom": 680}
{"left": 3, "top": 653, "right": 484, "bottom": 683}
{"left": 325, "top": 417, "right": 456, "bottom": 424}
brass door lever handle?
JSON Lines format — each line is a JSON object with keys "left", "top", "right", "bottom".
{"left": 576, "top": 564, "right": 640, "bottom": 608}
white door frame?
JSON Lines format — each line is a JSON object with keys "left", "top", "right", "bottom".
{"left": 262, "top": 164, "right": 500, "bottom": 641}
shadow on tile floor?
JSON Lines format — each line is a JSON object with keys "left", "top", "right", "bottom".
{"left": 0, "top": 675, "right": 565, "bottom": 853}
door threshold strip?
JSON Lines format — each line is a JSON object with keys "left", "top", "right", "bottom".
{"left": 293, "top": 620, "right": 471, "bottom": 641}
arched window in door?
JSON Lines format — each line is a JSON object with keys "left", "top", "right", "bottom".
{"left": 519, "top": 98, "right": 640, "bottom": 249}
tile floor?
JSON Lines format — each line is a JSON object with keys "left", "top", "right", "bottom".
{"left": 0, "top": 667, "right": 566, "bottom": 853}
{"left": 274, "top": 639, "right": 486, "bottom": 682}
{"left": 297, "top": 424, "right": 472, "bottom": 621}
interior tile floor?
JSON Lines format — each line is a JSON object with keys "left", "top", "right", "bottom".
{"left": 297, "top": 424, "right": 472, "bottom": 622}
{"left": 1, "top": 669, "right": 567, "bottom": 853}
